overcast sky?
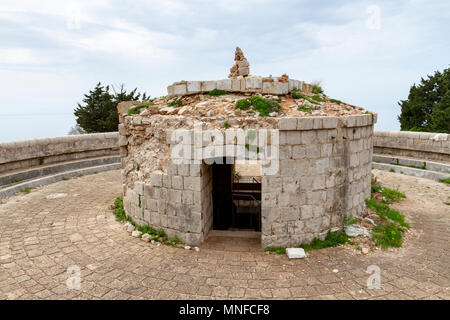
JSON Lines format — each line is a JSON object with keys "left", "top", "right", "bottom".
{"left": 0, "top": 0, "right": 449, "bottom": 142}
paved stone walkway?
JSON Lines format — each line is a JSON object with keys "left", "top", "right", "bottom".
{"left": 0, "top": 170, "right": 448, "bottom": 300}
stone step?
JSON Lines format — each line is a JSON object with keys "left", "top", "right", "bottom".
{"left": 373, "top": 154, "right": 449, "bottom": 174}
{"left": 0, "top": 163, "right": 121, "bottom": 200}
{"left": 0, "top": 156, "right": 120, "bottom": 188}
{"left": 371, "top": 162, "right": 449, "bottom": 182}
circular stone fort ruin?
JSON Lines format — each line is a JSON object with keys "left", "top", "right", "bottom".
{"left": 117, "top": 47, "right": 377, "bottom": 248}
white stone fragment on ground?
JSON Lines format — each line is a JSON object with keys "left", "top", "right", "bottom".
{"left": 332, "top": 269, "right": 339, "bottom": 273}
{"left": 151, "top": 240, "right": 156, "bottom": 244}
{"left": 127, "top": 224, "right": 135, "bottom": 233}
{"left": 131, "top": 230, "right": 142, "bottom": 237}
{"left": 362, "top": 247, "right": 370, "bottom": 255}
{"left": 46, "top": 193, "right": 68, "bottom": 199}
{"left": 194, "top": 247, "right": 200, "bottom": 252}
{"left": 345, "top": 225, "right": 370, "bottom": 237}
{"left": 141, "top": 233, "right": 151, "bottom": 241}
{"left": 286, "top": 248, "right": 306, "bottom": 259}
{"left": 364, "top": 217, "right": 376, "bottom": 226}
{"left": 184, "top": 245, "right": 191, "bottom": 250}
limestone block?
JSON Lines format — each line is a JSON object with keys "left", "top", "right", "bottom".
{"left": 217, "top": 79, "right": 232, "bottom": 91}
{"left": 162, "top": 175, "right": 171, "bottom": 188}
{"left": 285, "top": 131, "right": 302, "bottom": 145}
{"left": 313, "top": 117, "right": 323, "bottom": 129}
{"left": 262, "top": 81, "right": 289, "bottom": 95}
{"left": 167, "top": 85, "right": 174, "bottom": 96}
{"left": 172, "top": 176, "right": 183, "bottom": 190}
{"left": 150, "top": 172, "right": 163, "bottom": 187}
{"left": 279, "top": 145, "right": 292, "bottom": 160}
{"left": 230, "top": 78, "right": 242, "bottom": 92}
{"left": 178, "top": 164, "right": 190, "bottom": 176}
{"left": 201, "top": 81, "right": 217, "bottom": 92}
{"left": 279, "top": 117, "right": 298, "bottom": 131}
{"left": 118, "top": 124, "right": 129, "bottom": 136}
{"left": 184, "top": 176, "right": 202, "bottom": 191}
{"left": 134, "top": 181, "right": 144, "bottom": 195}
{"left": 286, "top": 248, "right": 306, "bottom": 259}
{"left": 237, "top": 60, "right": 249, "bottom": 68}
{"left": 322, "top": 117, "right": 338, "bottom": 129}
{"left": 173, "top": 83, "right": 187, "bottom": 95}
{"left": 187, "top": 81, "right": 201, "bottom": 93}
{"left": 190, "top": 164, "right": 201, "bottom": 177}
{"left": 145, "top": 199, "right": 158, "bottom": 211}
{"left": 292, "top": 145, "right": 306, "bottom": 159}
{"left": 245, "top": 77, "right": 263, "bottom": 92}
{"left": 297, "top": 118, "right": 314, "bottom": 131}
{"left": 119, "top": 135, "right": 128, "bottom": 147}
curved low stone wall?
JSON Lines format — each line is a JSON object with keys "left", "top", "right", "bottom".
{"left": 0, "top": 133, "right": 119, "bottom": 174}
{"left": 374, "top": 130, "right": 449, "bottom": 162}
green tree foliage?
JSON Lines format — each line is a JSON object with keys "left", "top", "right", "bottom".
{"left": 398, "top": 68, "right": 450, "bottom": 133}
{"left": 74, "top": 83, "right": 149, "bottom": 133}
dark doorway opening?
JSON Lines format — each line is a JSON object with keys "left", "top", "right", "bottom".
{"left": 212, "top": 158, "right": 261, "bottom": 231}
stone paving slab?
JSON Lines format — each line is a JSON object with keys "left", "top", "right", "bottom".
{"left": 0, "top": 170, "right": 448, "bottom": 300}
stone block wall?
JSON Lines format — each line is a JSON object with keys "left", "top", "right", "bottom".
{"left": 0, "top": 133, "right": 119, "bottom": 174}
{"left": 167, "top": 76, "right": 306, "bottom": 97}
{"left": 374, "top": 131, "right": 449, "bottom": 162}
{"left": 260, "top": 114, "right": 375, "bottom": 247}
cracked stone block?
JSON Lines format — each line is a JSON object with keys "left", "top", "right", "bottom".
{"left": 201, "top": 81, "right": 217, "bottom": 92}
{"left": 173, "top": 83, "right": 187, "bottom": 95}
{"left": 217, "top": 79, "right": 232, "bottom": 91}
{"left": 187, "top": 81, "right": 201, "bottom": 93}
{"left": 245, "top": 77, "right": 262, "bottom": 91}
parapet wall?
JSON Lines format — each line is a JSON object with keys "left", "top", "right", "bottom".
{"left": 373, "top": 131, "right": 449, "bottom": 162}
{"left": 167, "top": 77, "right": 311, "bottom": 97}
{"left": 0, "top": 133, "right": 119, "bottom": 174}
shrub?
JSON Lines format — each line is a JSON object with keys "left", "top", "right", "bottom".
{"left": 372, "top": 223, "right": 404, "bottom": 248}
{"left": 298, "top": 105, "right": 313, "bottom": 113}
{"left": 264, "top": 247, "right": 286, "bottom": 254}
{"left": 168, "top": 100, "right": 183, "bottom": 107}
{"left": 299, "top": 231, "right": 349, "bottom": 251}
{"left": 208, "top": 89, "right": 229, "bottom": 96}
{"left": 127, "top": 102, "right": 154, "bottom": 116}
{"left": 311, "top": 95, "right": 324, "bottom": 102}
{"left": 329, "top": 98, "right": 344, "bottom": 104}
{"left": 235, "top": 96, "right": 281, "bottom": 116}
{"left": 312, "top": 85, "right": 324, "bottom": 95}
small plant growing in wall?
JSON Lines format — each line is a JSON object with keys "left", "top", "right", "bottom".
{"left": 235, "top": 96, "right": 281, "bottom": 116}
{"left": 127, "top": 102, "right": 155, "bottom": 116}
{"left": 223, "top": 122, "right": 231, "bottom": 129}
{"left": 208, "top": 89, "right": 229, "bottom": 96}
{"left": 298, "top": 105, "right": 313, "bottom": 113}
{"left": 168, "top": 100, "right": 183, "bottom": 107}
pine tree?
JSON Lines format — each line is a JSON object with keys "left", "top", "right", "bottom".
{"left": 398, "top": 68, "right": 450, "bottom": 133}
{"left": 74, "top": 83, "right": 149, "bottom": 133}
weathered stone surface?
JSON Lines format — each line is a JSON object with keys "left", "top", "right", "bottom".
{"left": 286, "top": 248, "right": 306, "bottom": 259}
